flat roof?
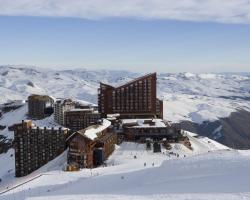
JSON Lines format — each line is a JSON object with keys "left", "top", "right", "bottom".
{"left": 66, "top": 108, "right": 94, "bottom": 112}
{"left": 121, "top": 118, "right": 166, "bottom": 128}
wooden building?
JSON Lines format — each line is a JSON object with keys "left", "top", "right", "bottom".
{"left": 98, "top": 73, "right": 163, "bottom": 119}
{"left": 14, "top": 120, "right": 68, "bottom": 177}
{"left": 67, "top": 119, "right": 116, "bottom": 169}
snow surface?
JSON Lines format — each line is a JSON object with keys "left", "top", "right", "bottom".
{"left": 1, "top": 66, "right": 250, "bottom": 199}
{"left": 1, "top": 138, "right": 250, "bottom": 200}
{"left": 81, "top": 119, "right": 111, "bottom": 140}
{"left": 0, "top": 104, "right": 28, "bottom": 139}
{"left": 0, "top": 103, "right": 249, "bottom": 200}
{"left": 0, "top": 103, "right": 63, "bottom": 140}
{"left": 162, "top": 94, "right": 250, "bottom": 123}
{"left": 1, "top": 66, "right": 250, "bottom": 124}
{"left": 121, "top": 119, "right": 166, "bottom": 128}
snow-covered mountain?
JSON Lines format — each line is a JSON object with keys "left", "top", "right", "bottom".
{"left": 1, "top": 66, "right": 250, "bottom": 122}
{"left": 0, "top": 65, "right": 138, "bottom": 104}
{"left": 1, "top": 65, "right": 250, "bottom": 148}
{"left": 159, "top": 72, "right": 250, "bottom": 123}
{"left": 1, "top": 66, "right": 250, "bottom": 199}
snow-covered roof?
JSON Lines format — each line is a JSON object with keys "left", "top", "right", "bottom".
{"left": 121, "top": 119, "right": 138, "bottom": 125}
{"left": 29, "top": 94, "right": 55, "bottom": 102}
{"left": 121, "top": 119, "right": 166, "bottom": 128}
{"left": 31, "top": 125, "right": 68, "bottom": 131}
{"left": 107, "top": 113, "right": 120, "bottom": 118}
{"left": 73, "top": 99, "right": 96, "bottom": 107}
{"left": 55, "top": 98, "right": 73, "bottom": 105}
{"left": 77, "top": 119, "right": 111, "bottom": 140}
{"left": 66, "top": 108, "right": 94, "bottom": 112}
{"left": 20, "top": 120, "right": 68, "bottom": 131}
{"left": 106, "top": 117, "right": 117, "bottom": 121}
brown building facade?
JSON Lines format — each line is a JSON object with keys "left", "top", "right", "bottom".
{"left": 14, "top": 120, "right": 68, "bottom": 177}
{"left": 64, "top": 109, "right": 101, "bottom": 132}
{"left": 119, "top": 119, "right": 182, "bottom": 142}
{"left": 124, "top": 126, "right": 182, "bottom": 142}
{"left": 54, "top": 98, "right": 75, "bottom": 126}
{"left": 67, "top": 119, "right": 116, "bottom": 169}
{"left": 98, "top": 73, "right": 163, "bottom": 118}
{"left": 28, "top": 94, "right": 54, "bottom": 119}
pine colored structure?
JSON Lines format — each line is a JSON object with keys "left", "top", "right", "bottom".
{"left": 67, "top": 119, "right": 116, "bottom": 169}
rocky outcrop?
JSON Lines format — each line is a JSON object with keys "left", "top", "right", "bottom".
{"left": 174, "top": 110, "right": 250, "bottom": 149}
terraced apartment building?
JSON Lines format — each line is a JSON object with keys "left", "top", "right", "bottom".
{"left": 98, "top": 73, "right": 163, "bottom": 118}
{"left": 14, "top": 120, "right": 68, "bottom": 177}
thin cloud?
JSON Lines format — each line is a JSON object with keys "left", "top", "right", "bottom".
{"left": 0, "top": 0, "right": 250, "bottom": 23}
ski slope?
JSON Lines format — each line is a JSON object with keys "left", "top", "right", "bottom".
{"left": 1, "top": 135, "right": 250, "bottom": 200}
{"left": 1, "top": 66, "right": 250, "bottom": 199}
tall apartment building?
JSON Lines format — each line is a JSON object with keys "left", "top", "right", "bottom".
{"left": 28, "top": 94, "right": 54, "bottom": 119}
{"left": 14, "top": 120, "right": 68, "bottom": 177}
{"left": 64, "top": 109, "right": 101, "bottom": 132}
{"left": 98, "top": 73, "right": 163, "bottom": 118}
{"left": 54, "top": 98, "right": 75, "bottom": 126}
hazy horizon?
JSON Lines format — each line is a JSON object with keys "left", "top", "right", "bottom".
{"left": 1, "top": 64, "right": 250, "bottom": 74}
{"left": 1, "top": 1, "right": 250, "bottom": 73}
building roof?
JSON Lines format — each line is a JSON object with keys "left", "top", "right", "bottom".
{"left": 122, "top": 118, "right": 166, "bottom": 128}
{"left": 75, "top": 119, "right": 111, "bottom": 141}
{"left": 18, "top": 120, "right": 68, "bottom": 131}
{"left": 55, "top": 98, "right": 73, "bottom": 105}
{"left": 29, "top": 94, "right": 55, "bottom": 102}
{"left": 65, "top": 108, "right": 95, "bottom": 112}
{"left": 116, "top": 73, "right": 156, "bottom": 89}
{"left": 100, "top": 73, "right": 156, "bottom": 90}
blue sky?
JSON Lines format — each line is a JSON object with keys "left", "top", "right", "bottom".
{"left": 0, "top": 0, "right": 250, "bottom": 72}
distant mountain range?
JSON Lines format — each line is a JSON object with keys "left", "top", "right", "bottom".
{"left": 1, "top": 65, "right": 250, "bottom": 148}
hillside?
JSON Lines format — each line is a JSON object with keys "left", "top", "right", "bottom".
{"left": 1, "top": 65, "right": 250, "bottom": 148}
{"left": 0, "top": 66, "right": 250, "bottom": 199}
{"left": 1, "top": 135, "right": 250, "bottom": 200}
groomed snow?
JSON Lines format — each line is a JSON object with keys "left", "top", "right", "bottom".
{"left": 1, "top": 143, "right": 250, "bottom": 200}
{"left": 2, "top": 135, "right": 246, "bottom": 200}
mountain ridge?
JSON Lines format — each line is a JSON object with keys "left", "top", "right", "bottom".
{"left": 1, "top": 65, "right": 250, "bottom": 148}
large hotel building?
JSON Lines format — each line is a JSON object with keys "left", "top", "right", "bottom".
{"left": 98, "top": 73, "right": 163, "bottom": 118}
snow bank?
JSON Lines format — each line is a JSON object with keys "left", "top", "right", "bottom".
{"left": 1, "top": 136, "right": 240, "bottom": 200}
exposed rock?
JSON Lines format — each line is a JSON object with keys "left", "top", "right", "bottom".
{"left": 174, "top": 110, "right": 250, "bottom": 149}
{"left": 27, "top": 81, "right": 34, "bottom": 87}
